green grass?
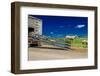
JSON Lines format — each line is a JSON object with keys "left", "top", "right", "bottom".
{"left": 65, "top": 37, "right": 88, "bottom": 48}
{"left": 48, "top": 37, "right": 88, "bottom": 48}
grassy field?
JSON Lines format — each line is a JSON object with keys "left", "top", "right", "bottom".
{"left": 54, "top": 37, "right": 88, "bottom": 48}
{"left": 70, "top": 38, "right": 87, "bottom": 48}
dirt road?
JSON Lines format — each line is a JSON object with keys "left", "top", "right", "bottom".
{"left": 28, "top": 47, "right": 88, "bottom": 60}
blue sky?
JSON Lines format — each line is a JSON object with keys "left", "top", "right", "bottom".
{"left": 30, "top": 15, "right": 88, "bottom": 38}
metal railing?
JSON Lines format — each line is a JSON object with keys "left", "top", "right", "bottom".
{"left": 31, "top": 34, "right": 71, "bottom": 48}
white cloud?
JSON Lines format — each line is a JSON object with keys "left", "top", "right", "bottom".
{"left": 50, "top": 32, "right": 54, "bottom": 34}
{"left": 76, "top": 25, "right": 85, "bottom": 28}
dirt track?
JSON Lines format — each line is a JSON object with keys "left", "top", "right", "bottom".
{"left": 28, "top": 47, "right": 88, "bottom": 60}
